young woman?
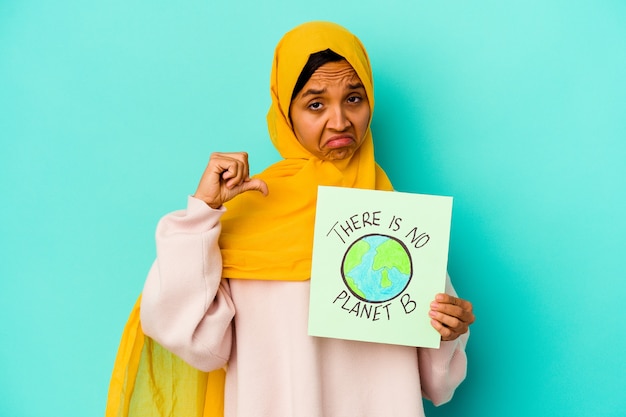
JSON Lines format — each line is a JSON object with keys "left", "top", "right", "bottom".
{"left": 107, "top": 21, "right": 474, "bottom": 417}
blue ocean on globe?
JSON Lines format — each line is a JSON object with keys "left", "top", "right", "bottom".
{"left": 342, "top": 234, "right": 412, "bottom": 303}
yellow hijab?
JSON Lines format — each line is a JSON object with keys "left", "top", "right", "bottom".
{"left": 220, "top": 21, "right": 393, "bottom": 280}
{"left": 106, "top": 21, "right": 393, "bottom": 417}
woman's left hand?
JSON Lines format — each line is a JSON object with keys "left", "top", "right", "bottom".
{"left": 429, "top": 294, "right": 475, "bottom": 341}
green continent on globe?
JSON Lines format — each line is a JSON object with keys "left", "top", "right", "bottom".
{"left": 373, "top": 239, "right": 411, "bottom": 275}
{"left": 343, "top": 239, "right": 370, "bottom": 273}
{"left": 380, "top": 269, "right": 392, "bottom": 288}
{"left": 345, "top": 276, "right": 366, "bottom": 299}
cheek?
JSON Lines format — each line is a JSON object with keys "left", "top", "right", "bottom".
{"left": 357, "top": 108, "right": 371, "bottom": 138}
{"left": 293, "top": 117, "right": 309, "bottom": 141}
{"left": 300, "top": 115, "right": 323, "bottom": 136}
{"left": 290, "top": 111, "right": 306, "bottom": 142}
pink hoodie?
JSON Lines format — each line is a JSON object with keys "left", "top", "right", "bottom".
{"left": 141, "top": 196, "right": 468, "bottom": 417}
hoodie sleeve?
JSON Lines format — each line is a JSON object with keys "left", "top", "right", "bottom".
{"left": 417, "top": 274, "right": 469, "bottom": 406}
{"left": 140, "top": 196, "right": 235, "bottom": 372}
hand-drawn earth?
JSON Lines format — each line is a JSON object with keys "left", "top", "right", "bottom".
{"left": 341, "top": 234, "right": 412, "bottom": 303}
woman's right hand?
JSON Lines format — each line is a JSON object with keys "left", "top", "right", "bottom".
{"left": 193, "top": 152, "right": 269, "bottom": 209}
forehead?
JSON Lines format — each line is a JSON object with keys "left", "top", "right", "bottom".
{"left": 305, "top": 60, "right": 363, "bottom": 87}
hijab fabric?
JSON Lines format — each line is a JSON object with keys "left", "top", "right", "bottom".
{"left": 220, "top": 21, "right": 393, "bottom": 280}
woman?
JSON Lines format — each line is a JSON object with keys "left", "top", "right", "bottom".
{"left": 107, "top": 21, "right": 474, "bottom": 417}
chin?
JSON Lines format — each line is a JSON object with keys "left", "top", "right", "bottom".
{"left": 323, "top": 148, "right": 357, "bottom": 161}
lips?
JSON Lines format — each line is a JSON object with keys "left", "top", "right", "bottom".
{"left": 324, "top": 135, "right": 355, "bottom": 149}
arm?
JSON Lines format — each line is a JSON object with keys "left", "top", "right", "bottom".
{"left": 418, "top": 275, "right": 472, "bottom": 405}
{"left": 140, "top": 196, "right": 235, "bottom": 372}
{"left": 141, "top": 152, "right": 268, "bottom": 372}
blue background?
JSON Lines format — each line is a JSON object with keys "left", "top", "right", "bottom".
{"left": 1, "top": 1, "right": 625, "bottom": 416}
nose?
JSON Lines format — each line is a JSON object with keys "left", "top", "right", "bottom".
{"left": 327, "top": 105, "right": 351, "bottom": 131}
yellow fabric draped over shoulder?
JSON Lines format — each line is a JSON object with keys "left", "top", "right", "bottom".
{"left": 106, "top": 21, "right": 393, "bottom": 417}
{"left": 220, "top": 21, "right": 393, "bottom": 280}
{"left": 105, "top": 296, "right": 225, "bottom": 417}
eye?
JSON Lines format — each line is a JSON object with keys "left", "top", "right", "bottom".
{"left": 347, "top": 95, "right": 362, "bottom": 104}
{"left": 308, "top": 101, "right": 323, "bottom": 110}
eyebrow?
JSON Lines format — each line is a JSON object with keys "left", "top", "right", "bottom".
{"left": 301, "top": 88, "right": 326, "bottom": 98}
{"left": 300, "top": 83, "right": 366, "bottom": 98}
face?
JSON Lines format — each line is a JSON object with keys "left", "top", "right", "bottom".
{"left": 289, "top": 60, "right": 370, "bottom": 161}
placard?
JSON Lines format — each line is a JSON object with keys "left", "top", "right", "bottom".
{"left": 308, "top": 186, "right": 453, "bottom": 348}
